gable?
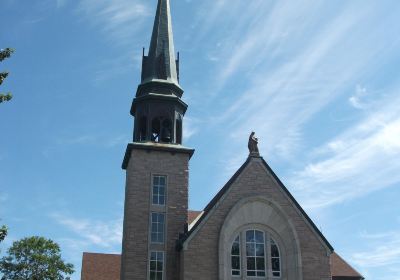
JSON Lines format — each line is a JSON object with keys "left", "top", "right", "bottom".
{"left": 181, "top": 156, "right": 333, "bottom": 252}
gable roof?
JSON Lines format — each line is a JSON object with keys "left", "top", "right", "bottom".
{"left": 81, "top": 252, "right": 120, "bottom": 280}
{"left": 180, "top": 156, "right": 334, "bottom": 251}
{"left": 331, "top": 252, "right": 364, "bottom": 279}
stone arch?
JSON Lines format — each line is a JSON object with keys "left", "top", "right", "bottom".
{"left": 218, "top": 196, "right": 302, "bottom": 280}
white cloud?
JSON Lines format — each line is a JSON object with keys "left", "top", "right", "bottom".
{"left": 206, "top": 0, "right": 381, "bottom": 168}
{"left": 288, "top": 87, "right": 400, "bottom": 209}
{"left": 183, "top": 117, "right": 200, "bottom": 142}
{"left": 105, "top": 134, "right": 129, "bottom": 148}
{"left": 349, "top": 84, "right": 368, "bottom": 109}
{"left": 76, "top": 0, "right": 151, "bottom": 42}
{"left": 352, "top": 230, "right": 400, "bottom": 268}
{"left": 51, "top": 213, "right": 122, "bottom": 248}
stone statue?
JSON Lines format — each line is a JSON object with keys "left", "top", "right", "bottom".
{"left": 248, "top": 131, "right": 260, "bottom": 156}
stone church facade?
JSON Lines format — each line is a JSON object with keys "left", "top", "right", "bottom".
{"left": 81, "top": 0, "right": 364, "bottom": 279}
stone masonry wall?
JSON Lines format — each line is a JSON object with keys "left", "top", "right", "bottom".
{"left": 120, "top": 147, "right": 190, "bottom": 280}
{"left": 181, "top": 157, "right": 331, "bottom": 280}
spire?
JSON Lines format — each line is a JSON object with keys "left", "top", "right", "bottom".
{"left": 142, "top": 0, "right": 179, "bottom": 85}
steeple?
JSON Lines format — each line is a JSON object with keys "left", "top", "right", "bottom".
{"left": 130, "top": 0, "right": 187, "bottom": 145}
{"left": 142, "top": 0, "right": 179, "bottom": 85}
{"left": 120, "top": 2, "right": 193, "bottom": 279}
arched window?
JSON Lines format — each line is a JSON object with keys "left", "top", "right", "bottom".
{"left": 230, "top": 230, "right": 281, "bottom": 279}
{"left": 151, "top": 117, "right": 173, "bottom": 143}
{"left": 152, "top": 117, "right": 161, "bottom": 142}
{"left": 161, "top": 119, "right": 172, "bottom": 143}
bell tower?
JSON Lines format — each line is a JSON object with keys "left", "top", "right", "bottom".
{"left": 132, "top": 0, "right": 185, "bottom": 145}
{"left": 120, "top": 0, "right": 194, "bottom": 280}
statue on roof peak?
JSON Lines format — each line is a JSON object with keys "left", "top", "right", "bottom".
{"left": 248, "top": 131, "right": 260, "bottom": 156}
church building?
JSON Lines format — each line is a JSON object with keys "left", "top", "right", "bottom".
{"left": 81, "top": 0, "right": 364, "bottom": 279}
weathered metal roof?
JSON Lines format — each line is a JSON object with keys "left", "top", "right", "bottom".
{"left": 142, "top": 0, "right": 179, "bottom": 85}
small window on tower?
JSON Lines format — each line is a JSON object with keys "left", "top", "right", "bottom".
{"left": 151, "top": 212, "right": 165, "bottom": 243}
{"left": 152, "top": 175, "right": 166, "bottom": 205}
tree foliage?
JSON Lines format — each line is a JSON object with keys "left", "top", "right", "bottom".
{"left": 0, "top": 48, "right": 14, "bottom": 104}
{"left": 0, "top": 236, "right": 74, "bottom": 280}
{"left": 0, "top": 225, "right": 7, "bottom": 244}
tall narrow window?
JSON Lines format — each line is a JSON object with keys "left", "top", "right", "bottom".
{"left": 152, "top": 118, "right": 161, "bottom": 142}
{"left": 231, "top": 235, "right": 241, "bottom": 276}
{"left": 246, "top": 230, "right": 265, "bottom": 277}
{"left": 161, "top": 119, "right": 172, "bottom": 143}
{"left": 176, "top": 119, "right": 182, "bottom": 144}
{"left": 271, "top": 238, "right": 281, "bottom": 277}
{"left": 152, "top": 175, "right": 166, "bottom": 205}
{"left": 139, "top": 116, "right": 147, "bottom": 141}
{"left": 229, "top": 230, "right": 283, "bottom": 279}
{"left": 149, "top": 251, "right": 164, "bottom": 280}
{"left": 151, "top": 213, "right": 165, "bottom": 243}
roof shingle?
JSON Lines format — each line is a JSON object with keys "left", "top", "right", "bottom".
{"left": 81, "top": 252, "right": 120, "bottom": 280}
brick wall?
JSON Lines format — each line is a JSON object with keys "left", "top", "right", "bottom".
{"left": 181, "top": 157, "right": 331, "bottom": 280}
{"left": 120, "top": 147, "right": 190, "bottom": 280}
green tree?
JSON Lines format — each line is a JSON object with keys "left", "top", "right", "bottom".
{"left": 0, "top": 236, "right": 74, "bottom": 280}
{"left": 0, "top": 48, "right": 14, "bottom": 103}
{"left": 0, "top": 225, "right": 7, "bottom": 244}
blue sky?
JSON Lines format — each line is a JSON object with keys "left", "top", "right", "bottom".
{"left": 1, "top": 0, "right": 400, "bottom": 279}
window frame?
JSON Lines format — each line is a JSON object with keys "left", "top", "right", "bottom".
{"left": 245, "top": 229, "right": 266, "bottom": 277}
{"left": 230, "top": 228, "right": 283, "bottom": 279}
{"left": 270, "top": 238, "right": 281, "bottom": 278}
{"left": 150, "top": 212, "right": 165, "bottom": 244}
{"left": 231, "top": 235, "right": 241, "bottom": 277}
{"left": 152, "top": 175, "right": 167, "bottom": 206}
{"left": 149, "top": 251, "right": 164, "bottom": 280}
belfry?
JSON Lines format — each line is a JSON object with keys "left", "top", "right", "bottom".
{"left": 131, "top": 0, "right": 185, "bottom": 144}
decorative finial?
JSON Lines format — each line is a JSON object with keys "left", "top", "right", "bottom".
{"left": 248, "top": 131, "right": 260, "bottom": 157}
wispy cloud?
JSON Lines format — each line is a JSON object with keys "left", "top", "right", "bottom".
{"left": 288, "top": 85, "right": 400, "bottom": 209}
{"left": 183, "top": 117, "right": 200, "bottom": 142}
{"left": 349, "top": 84, "right": 368, "bottom": 109}
{"left": 51, "top": 213, "right": 122, "bottom": 248}
{"left": 54, "top": 133, "right": 128, "bottom": 148}
{"left": 76, "top": 0, "right": 151, "bottom": 43}
{"left": 352, "top": 230, "right": 400, "bottom": 268}
{"left": 210, "top": 1, "right": 378, "bottom": 156}
{"left": 199, "top": 1, "right": 400, "bottom": 206}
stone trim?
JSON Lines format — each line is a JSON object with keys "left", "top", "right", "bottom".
{"left": 122, "top": 142, "right": 195, "bottom": 170}
{"left": 218, "top": 196, "right": 303, "bottom": 280}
